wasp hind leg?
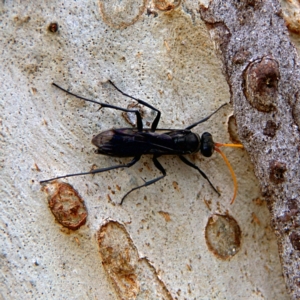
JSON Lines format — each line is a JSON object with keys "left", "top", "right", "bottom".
{"left": 108, "top": 80, "right": 161, "bottom": 132}
{"left": 179, "top": 155, "right": 220, "bottom": 196}
{"left": 120, "top": 156, "right": 166, "bottom": 205}
{"left": 52, "top": 83, "right": 145, "bottom": 131}
{"left": 40, "top": 156, "right": 141, "bottom": 183}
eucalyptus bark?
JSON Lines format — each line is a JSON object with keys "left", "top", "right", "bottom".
{"left": 200, "top": 0, "right": 300, "bottom": 298}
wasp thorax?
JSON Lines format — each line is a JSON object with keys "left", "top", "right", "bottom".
{"left": 200, "top": 132, "right": 214, "bottom": 157}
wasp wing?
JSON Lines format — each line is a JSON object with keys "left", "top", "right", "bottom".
{"left": 92, "top": 128, "right": 194, "bottom": 157}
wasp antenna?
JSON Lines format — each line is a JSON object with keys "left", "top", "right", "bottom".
{"left": 215, "top": 142, "right": 243, "bottom": 149}
{"left": 214, "top": 146, "right": 239, "bottom": 204}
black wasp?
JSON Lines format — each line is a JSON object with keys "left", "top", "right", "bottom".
{"left": 40, "top": 81, "right": 243, "bottom": 204}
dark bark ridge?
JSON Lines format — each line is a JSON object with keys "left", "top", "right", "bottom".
{"left": 200, "top": 0, "right": 300, "bottom": 298}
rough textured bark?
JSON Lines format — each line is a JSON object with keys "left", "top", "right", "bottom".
{"left": 200, "top": 0, "right": 300, "bottom": 298}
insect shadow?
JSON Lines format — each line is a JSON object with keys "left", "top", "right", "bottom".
{"left": 40, "top": 81, "right": 243, "bottom": 205}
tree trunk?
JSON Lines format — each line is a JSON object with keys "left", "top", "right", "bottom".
{"left": 1, "top": 0, "right": 295, "bottom": 298}
{"left": 200, "top": 0, "right": 300, "bottom": 298}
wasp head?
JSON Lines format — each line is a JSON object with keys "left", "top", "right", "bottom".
{"left": 200, "top": 132, "right": 215, "bottom": 157}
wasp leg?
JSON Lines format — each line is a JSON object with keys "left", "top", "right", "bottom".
{"left": 52, "top": 83, "right": 144, "bottom": 131}
{"left": 120, "top": 156, "right": 166, "bottom": 205}
{"left": 40, "top": 156, "right": 141, "bottom": 183}
{"left": 179, "top": 155, "right": 220, "bottom": 196}
{"left": 185, "top": 103, "right": 227, "bottom": 130}
{"left": 108, "top": 80, "right": 161, "bottom": 132}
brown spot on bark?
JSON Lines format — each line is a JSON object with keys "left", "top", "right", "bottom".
{"left": 232, "top": 48, "right": 250, "bottom": 65}
{"left": 48, "top": 22, "right": 58, "bottom": 33}
{"left": 263, "top": 120, "right": 278, "bottom": 137}
{"left": 158, "top": 211, "right": 171, "bottom": 221}
{"left": 205, "top": 214, "right": 241, "bottom": 259}
{"left": 227, "top": 114, "right": 242, "bottom": 143}
{"left": 292, "top": 91, "right": 300, "bottom": 129}
{"left": 98, "top": 0, "right": 147, "bottom": 29}
{"left": 269, "top": 160, "right": 287, "bottom": 183}
{"left": 153, "top": 0, "right": 181, "bottom": 11}
{"left": 97, "top": 221, "right": 173, "bottom": 299}
{"left": 43, "top": 182, "right": 87, "bottom": 230}
{"left": 290, "top": 231, "right": 300, "bottom": 251}
{"left": 243, "top": 57, "right": 279, "bottom": 112}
